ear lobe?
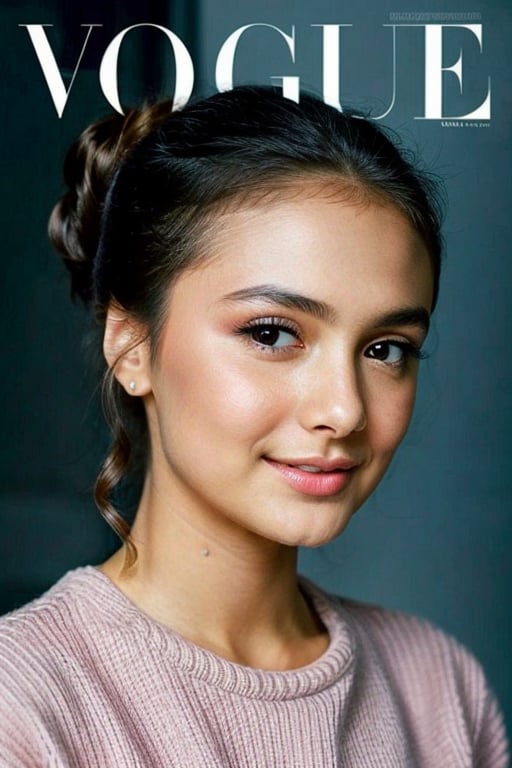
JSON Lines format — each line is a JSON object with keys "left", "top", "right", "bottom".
{"left": 103, "top": 306, "right": 152, "bottom": 396}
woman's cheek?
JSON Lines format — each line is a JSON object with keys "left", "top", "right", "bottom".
{"left": 370, "top": 380, "right": 418, "bottom": 453}
{"left": 159, "top": 337, "right": 286, "bottom": 441}
{"left": 204, "top": 365, "right": 291, "bottom": 441}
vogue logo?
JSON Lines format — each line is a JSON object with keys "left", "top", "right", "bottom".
{"left": 19, "top": 22, "right": 491, "bottom": 121}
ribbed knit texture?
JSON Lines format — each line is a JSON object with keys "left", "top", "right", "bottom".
{"left": 0, "top": 567, "right": 508, "bottom": 767}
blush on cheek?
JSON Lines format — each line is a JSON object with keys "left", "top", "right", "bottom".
{"left": 160, "top": 338, "right": 279, "bottom": 442}
{"left": 206, "top": 375, "right": 286, "bottom": 441}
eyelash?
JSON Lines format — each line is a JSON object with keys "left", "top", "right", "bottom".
{"left": 235, "top": 317, "right": 302, "bottom": 353}
{"left": 235, "top": 317, "right": 427, "bottom": 366}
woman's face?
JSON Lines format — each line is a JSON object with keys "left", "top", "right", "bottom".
{"left": 141, "top": 188, "right": 434, "bottom": 549}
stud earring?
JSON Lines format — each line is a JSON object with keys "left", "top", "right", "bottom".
{"left": 129, "top": 381, "right": 136, "bottom": 393}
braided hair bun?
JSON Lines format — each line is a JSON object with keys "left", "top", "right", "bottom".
{"left": 48, "top": 103, "right": 172, "bottom": 305}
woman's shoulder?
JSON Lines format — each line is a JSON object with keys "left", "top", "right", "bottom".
{"left": 336, "top": 590, "right": 467, "bottom": 656}
{"left": 0, "top": 567, "right": 112, "bottom": 690}
{"left": 306, "top": 578, "right": 474, "bottom": 661}
{"left": 336, "top": 590, "right": 486, "bottom": 689}
{"left": 0, "top": 567, "right": 103, "bottom": 762}
{"left": 305, "top": 577, "right": 461, "bottom": 654}
{"left": 306, "top": 579, "right": 509, "bottom": 764}
{"left": 321, "top": 584, "right": 489, "bottom": 695}
{"left": 0, "top": 566, "right": 95, "bottom": 636}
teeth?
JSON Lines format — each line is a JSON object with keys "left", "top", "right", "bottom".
{"left": 295, "top": 465, "right": 324, "bottom": 473}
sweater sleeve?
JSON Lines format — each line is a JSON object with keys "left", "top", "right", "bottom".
{"left": 475, "top": 688, "right": 509, "bottom": 768}
{"left": 458, "top": 645, "right": 509, "bottom": 768}
{"left": 0, "top": 614, "right": 63, "bottom": 767}
{"left": 0, "top": 716, "right": 44, "bottom": 766}
{"left": 0, "top": 659, "right": 46, "bottom": 766}
{"left": 436, "top": 617, "right": 509, "bottom": 767}
{"left": 339, "top": 597, "right": 510, "bottom": 767}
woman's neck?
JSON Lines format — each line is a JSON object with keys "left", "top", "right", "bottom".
{"left": 99, "top": 479, "right": 329, "bottom": 670}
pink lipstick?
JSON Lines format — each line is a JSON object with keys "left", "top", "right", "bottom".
{"left": 263, "top": 456, "right": 357, "bottom": 497}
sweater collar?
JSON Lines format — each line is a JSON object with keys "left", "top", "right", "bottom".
{"left": 64, "top": 566, "right": 356, "bottom": 701}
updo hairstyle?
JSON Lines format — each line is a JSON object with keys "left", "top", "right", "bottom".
{"left": 49, "top": 86, "right": 443, "bottom": 562}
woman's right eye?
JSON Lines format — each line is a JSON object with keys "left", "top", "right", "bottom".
{"left": 235, "top": 319, "right": 303, "bottom": 351}
{"left": 249, "top": 325, "right": 299, "bottom": 348}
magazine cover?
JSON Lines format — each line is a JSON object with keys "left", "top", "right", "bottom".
{"left": 1, "top": 0, "right": 510, "bottom": 755}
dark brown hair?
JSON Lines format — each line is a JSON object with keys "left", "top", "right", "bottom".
{"left": 49, "top": 86, "right": 443, "bottom": 563}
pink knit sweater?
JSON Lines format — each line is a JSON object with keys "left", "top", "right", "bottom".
{"left": 0, "top": 567, "right": 508, "bottom": 766}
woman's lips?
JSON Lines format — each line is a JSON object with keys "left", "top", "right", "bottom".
{"left": 263, "top": 457, "right": 357, "bottom": 497}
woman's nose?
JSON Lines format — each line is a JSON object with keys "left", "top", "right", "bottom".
{"left": 296, "top": 353, "right": 367, "bottom": 437}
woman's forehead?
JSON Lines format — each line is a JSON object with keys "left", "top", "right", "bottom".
{"left": 170, "top": 193, "right": 434, "bottom": 319}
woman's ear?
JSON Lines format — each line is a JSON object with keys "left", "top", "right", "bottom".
{"left": 103, "top": 305, "right": 152, "bottom": 397}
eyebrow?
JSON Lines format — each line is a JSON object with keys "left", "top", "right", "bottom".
{"left": 222, "top": 285, "right": 336, "bottom": 322}
{"left": 221, "top": 284, "right": 430, "bottom": 334}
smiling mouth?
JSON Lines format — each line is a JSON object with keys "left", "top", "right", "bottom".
{"left": 263, "top": 457, "right": 357, "bottom": 497}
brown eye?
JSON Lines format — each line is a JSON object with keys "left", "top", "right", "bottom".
{"left": 246, "top": 323, "right": 300, "bottom": 349}
{"left": 251, "top": 327, "right": 282, "bottom": 346}
{"left": 366, "top": 341, "right": 406, "bottom": 364}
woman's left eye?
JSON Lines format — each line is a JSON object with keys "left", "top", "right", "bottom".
{"left": 365, "top": 340, "right": 421, "bottom": 366}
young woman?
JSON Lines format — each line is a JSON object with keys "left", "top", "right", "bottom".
{"left": 0, "top": 86, "right": 508, "bottom": 766}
